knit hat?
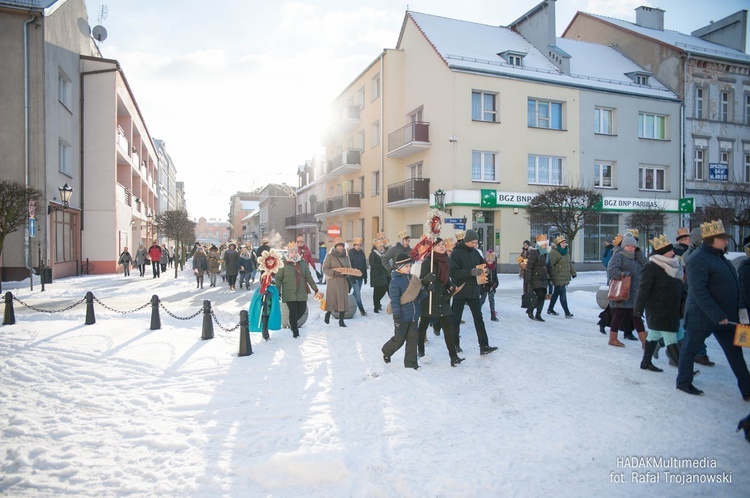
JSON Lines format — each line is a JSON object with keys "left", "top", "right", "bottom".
{"left": 523, "top": 240, "right": 531, "bottom": 246}
{"left": 464, "top": 229, "right": 479, "bottom": 243}
{"left": 621, "top": 233, "right": 638, "bottom": 247}
{"left": 394, "top": 253, "right": 412, "bottom": 270}
{"left": 434, "top": 237, "right": 444, "bottom": 245}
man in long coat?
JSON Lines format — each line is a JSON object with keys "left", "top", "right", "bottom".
{"left": 322, "top": 237, "right": 353, "bottom": 327}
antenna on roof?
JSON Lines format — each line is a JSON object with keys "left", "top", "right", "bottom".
{"left": 93, "top": 5, "right": 108, "bottom": 43}
{"left": 97, "top": 5, "right": 108, "bottom": 25}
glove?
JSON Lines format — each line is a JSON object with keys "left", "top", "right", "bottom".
{"left": 572, "top": 274, "right": 577, "bottom": 279}
{"left": 422, "top": 273, "right": 437, "bottom": 285}
{"left": 470, "top": 267, "right": 485, "bottom": 276}
{"left": 491, "top": 283, "right": 498, "bottom": 291}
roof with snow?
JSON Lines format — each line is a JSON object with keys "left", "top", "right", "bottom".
{"left": 405, "top": 11, "right": 678, "bottom": 100}
{"left": 578, "top": 12, "right": 750, "bottom": 64}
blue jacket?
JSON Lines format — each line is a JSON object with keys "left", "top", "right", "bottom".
{"left": 684, "top": 244, "right": 744, "bottom": 332}
{"left": 389, "top": 271, "right": 425, "bottom": 323}
{"left": 601, "top": 245, "right": 613, "bottom": 268}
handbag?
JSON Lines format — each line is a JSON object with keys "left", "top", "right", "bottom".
{"left": 607, "top": 275, "right": 631, "bottom": 302}
{"left": 521, "top": 291, "right": 538, "bottom": 309}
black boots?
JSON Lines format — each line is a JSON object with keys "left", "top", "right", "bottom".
{"left": 292, "top": 328, "right": 299, "bottom": 338}
{"left": 339, "top": 312, "right": 346, "bottom": 327}
{"left": 527, "top": 309, "right": 535, "bottom": 320}
{"left": 640, "top": 341, "right": 663, "bottom": 372}
{"left": 623, "top": 331, "right": 638, "bottom": 341}
{"left": 666, "top": 343, "right": 680, "bottom": 367}
{"left": 324, "top": 311, "right": 331, "bottom": 324}
{"left": 451, "top": 356, "right": 465, "bottom": 367}
{"left": 534, "top": 313, "right": 545, "bottom": 322}
{"left": 480, "top": 345, "right": 498, "bottom": 355}
{"left": 359, "top": 306, "right": 367, "bottom": 316}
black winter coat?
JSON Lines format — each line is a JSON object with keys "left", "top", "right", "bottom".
{"left": 348, "top": 247, "right": 368, "bottom": 283}
{"left": 739, "top": 259, "right": 750, "bottom": 309}
{"left": 369, "top": 247, "right": 389, "bottom": 288}
{"left": 685, "top": 244, "right": 744, "bottom": 331}
{"left": 419, "top": 254, "right": 453, "bottom": 317}
{"left": 524, "top": 247, "right": 549, "bottom": 292}
{"left": 634, "top": 261, "right": 686, "bottom": 332}
{"left": 449, "top": 242, "right": 483, "bottom": 299}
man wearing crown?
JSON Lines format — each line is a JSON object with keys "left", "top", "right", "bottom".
{"left": 676, "top": 220, "right": 750, "bottom": 399}
{"left": 382, "top": 230, "right": 412, "bottom": 274}
{"left": 276, "top": 242, "right": 324, "bottom": 338}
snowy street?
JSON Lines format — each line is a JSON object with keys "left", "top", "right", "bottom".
{"left": 1, "top": 269, "right": 748, "bottom": 497}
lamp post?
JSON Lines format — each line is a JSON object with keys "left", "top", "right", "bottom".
{"left": 147, "top": 213, "right": 153, "bottom": 242}
{"left": 48, "top": 183, "right": 74, "bottom": 214}
{"left": 434, "top": 189, "right": 445, "bottom": 210}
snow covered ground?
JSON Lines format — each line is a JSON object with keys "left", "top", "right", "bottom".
{"left": 1, "top": 268, "right": 748, "bottom": 497}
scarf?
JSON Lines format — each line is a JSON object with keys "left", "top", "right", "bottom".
{"left": 649, "top": 254, "right": 684, "bottom": 280}
{"left": 621, "top": 249, "right": 636, "bottom": 260}
{"left": 536, "top": 244, "right": 548, "bottom": 256}
{"left": 557, "top": 247, "right": 568, "bottom": 256}
{"left": 432, "top": 251, "right": 450, "bottom": 285}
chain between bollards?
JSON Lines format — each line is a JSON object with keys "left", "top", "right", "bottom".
{"left": 201, "top": 300, "right": 214, "bottom": 340}
{"left": 238, "top": 309, "right": 252, "bottom": 356}
{"left": 150, "top": 295, "right": 161, "bottom": 330}
{"left": 3, "top": 292, "right": 15, "bottom": 325}
{"left": 85, "top": 291, "right": 95, "bottom": 325}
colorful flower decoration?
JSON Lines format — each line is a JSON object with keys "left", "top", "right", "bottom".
{"left": 426, "top": 209, "right": 442, "bottom": 239}
{"left": 258, "top": 250, "right": 284, "bottom": 274}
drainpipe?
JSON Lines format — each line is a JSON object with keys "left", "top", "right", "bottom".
{"left": 24, "top": 14, "right": 36, "bottom": 286}
{"left": 379, "top": 52, "right": 385, "bottom": 232}
{"left": 680, "top": 53, "right": 690, "bottom": 228}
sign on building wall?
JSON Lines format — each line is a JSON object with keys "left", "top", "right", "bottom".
{"left": 708, "top": 163, "right": 728, "bottom": 181}
{"left": 478, "top": 189, "right": 680, "bottom": 212}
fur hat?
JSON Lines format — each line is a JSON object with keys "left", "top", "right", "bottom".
{"left": 649, "top": 234, "right": 673, "bottom": 255}
{"left": 397, "top": 230, "right": 410, "bottom": 240}
{"left": 621, "top": 233, "right": 638, "bottom": 247}
{"left": 333, "top": 237, "right": 345, "bottom": 247}
{"left": 464, "top": 229, "right": 479, "bottom": 243}
{"left": 535, "top": 234, "right": 548, "bottom": 244}
{"left": 553, "top": 235, "right": 567, "bottom": 245}
{"left": 675, "top": 227, "right": 690, "bottom": 241}
{"left": 700, "top": 219, "right": 731, "bottom": 239}
{"left": 352, "top": 237, "right": 363, "bottom": 245}
{"left": 394, "top": 253, "right": 412, "bottom": 270}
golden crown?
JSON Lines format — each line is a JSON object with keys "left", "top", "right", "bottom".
{"left": 286, "top": 241, "right": 298, "bottom": 252}
{"left": 700, "top": 219, "right": 727, "bottom": 239}
{"left": 535, "top": 234, "right": 548, "bottom": 243}
{"left": 649, "top": 234, "right": 671, "bottom": 251}
{"left": 454, "top": 231, "right": 465, "bottom": 241}
{"left": 397, "top": 230, "right": 409, "bottom": 240}
{"left": 553, "top": 235, "right": 566, "bottom": 245}
{"left": 373, "top": 238, "right": 384, "bottom": 247}
{"left": 443, "top": 237, "right": 456, "bottom": 251}
{"left": 352, "top": 237, "right": 363, "bottom": 245}
{"left": 612, "top": 234, "right": 623, "bottom": 246}
{"left": 626, "top": 228, "right": 639, "bottom": 239}
{"left": 333, "top": 236, "right": 345, "bottom": 246}
{"left": 375, "top": 232, "right": 386, "bottom": 240}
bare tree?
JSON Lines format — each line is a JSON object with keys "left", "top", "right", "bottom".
{"left": 702, "top": 181, "right": 750, "bottom": 245}
{"left": 525, "top": 186, "right": 603, "bottom": 258}
{"left": 0, "top": 180, "right": 42, "bottom": 290}
{"left": 155, "top": 210, "right": 196, "bottom": 277}
{"left": 625, "top": 209, "right": 666, "bottom": 245}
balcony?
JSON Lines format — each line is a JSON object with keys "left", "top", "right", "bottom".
{"left": 386, "top": 178, "right": 430, "bottom": 208}
{"left": 285, "top": 213, "right": 318, "bottom": 229}
{"left": 315, "top": 193, "right": 362, "bottom": 215}
{"left": 324, "top": 149, "right": 361, "bottom": 178}
{"left": 387, "top": 121, "right": 430, "bottom": 158}
{"left": 333, "top": 104, "right": 361, "bottom": 135}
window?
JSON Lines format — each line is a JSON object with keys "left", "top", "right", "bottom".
{"left": 58, "top": 69, "right": 72, "bottom": 110}
{"left": 59, "top": 139, "right": 72, "bottom": 175}
{"left": 371, "top": 121, "right": 380, "bottom": 146}
{"left": 54, "top": 211, "right": 76, "bottom": 263}
{"left": 357, "top": 130, "right": 365, "bottom": 151}
{"left": 638, "top": 112, "right": 667, "bottom": 139}
{"left": 356, "top": 86, "right": 365, "bottom": 107}
{"left": 744, "top": 150, "right": 750, "bottom": 183}
{"left": 745, "top": 94, "right": 750, "bottom": 125}
{"left": 371, "top": 170, "right": 380, "bottom": 195}
{"left": 472, "top": 91, "right": 496, "bottom": 122}
{"left": 720, "top": 149, "right": 731, "bottom": 168}
{"left": 720, "top": 91, "right": 731, "bottom": 122}
{"left": 528, "top": 155, "right": 563, "bottom": 185}
{"left": 472, "top": 152, "right": 496, "bottom": 181}
{"left": 409, "top": 162, "right": 422, "bottom": 179}
{"left": 594, "top": 162, "right": 614, "bottom": 188}
{"left": 695, "top": 87, "right": 705, "bottom": 119}
{"left": 508, "top": 54, "right": 523, "bottom": 66}
{"left": 371, "top": 73, "right": 380, "bottom": 101}
{"left": 635, "top": 74, "right": 649, "bottom": 86}
{"left": 639, "top": 166, "right": 666, "bottom": 191}
{"left": 594, "top": 107, "right": 613, "bottom": 135}
{"left": 528, "top": 98, "right": 563, "bottom": 129}
{"left": 583, "top": 213, "right": 619, "bottom": 262}
{"left": 358, "top": 176, "right": 365, "bottom": 197}
{"left": 694, "top": 147, "right": 705, "bottom": 180}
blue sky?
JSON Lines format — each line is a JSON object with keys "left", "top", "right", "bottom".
{"left": 85, "top": 0, "right": 750, "bottom": 220}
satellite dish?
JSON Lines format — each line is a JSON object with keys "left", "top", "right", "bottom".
{"left": 92, "top": 25, "right": 108, "bottom": 42}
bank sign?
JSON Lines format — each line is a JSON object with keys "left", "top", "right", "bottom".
{"left": 480, "top": 189, "right": 682, "bottom": 213}
{"left": 708, "top": 163, "right": 728, "bottom": 181}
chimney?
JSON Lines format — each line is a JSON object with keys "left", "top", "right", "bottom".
{"left": 635, "top": 6, "right": 665, "bottom": 31}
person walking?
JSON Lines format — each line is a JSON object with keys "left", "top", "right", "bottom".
{"left": 601, "top": 238, "right": 614, "bottom": 268}
{"left": 159, "top": 244, "right": 169, "bottom": 274}
{"left": 382, "top": 253, "right": 426, "bottom": 369}
{"left": 135, "top": 242, "right": 147, "bottom": 277}
{"left": 322, "top": 237, "right": 353, "bottom": 327}
{"left": 168, "top": 246, "right": 175, "bottom": 268}
{"left": 606, "top": 233, "right": 648, "bottom": 347}
{"left": 517, "top": 240, "right": 530, "bottom": 278}
{"left": 224, "top": 242, "right": 240, "bottom": 290}
{"left": 317, "top": 242, "right": 327, "bottom": 284}
{"left": 633, "top": 235, "right": 686, "bottom": 372}
{"left": 118, "top": 247, "right": 133, "bottom": 277}
{"left": 382, "top": 230, "right": 412, "bottom": 274}
{"left": 479, "top": 249, "right": 499, "bottom": 322}
{"left": 681, "top": 227, "right": 716, "bottom": 366}
{"left": 348, "top": 237, "right": 368, "bottom": 315}
{"left": 547, "top": 235, "right": 576, "bottom": 318}
{"left": 192, "top": 246, "right": 209, "bottom": 288}
{"left": 524, "top": 234, "right": 550, "bottom": 322}
{"left": 369, "top": 237, "right": 389, "bottom": 313}
{"left": 296, "top": 235, "right": 321, "bottom": 284}
{"left": 207, "top": 245, "right": 221, "bottom": 287}
{"left": 275, "top": 242, "right": 324, "bottom": 338}
{"left": 148, "top": 241, "right": 162, "bottom": 278}
{"left": 238, "top": 247, "right": 252, "bottom": 289}
{"left": 417, "top": 238, "right": 465, "bottom": 366}
{"left": 449, "top": 229, "right": 498, "bottom": 355}
{"left": 676, "top": 220, "right": 750, "bottom": 398}
{"left": 673, "top": 227, "right": 690, "bottom": 256}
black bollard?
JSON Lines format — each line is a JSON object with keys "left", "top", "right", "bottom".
{"left": 201, "top": 300, "right": 214, "bottom": 340}
{"left": 85, "top": 291, "right": 95, "bottom": 325}
{"left": 238, "top": 310, "right": 253, "bottom": 356}
{"left": 3, "top": 292, "right": 15, "bottom": 325}
{"left": 150, "top": 294, "right": 161, "bottom": 330}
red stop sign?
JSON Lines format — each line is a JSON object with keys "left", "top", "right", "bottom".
{"left": 327, "top": 225, "right": 341, "bottom": 238}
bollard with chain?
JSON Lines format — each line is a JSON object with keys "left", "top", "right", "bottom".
{"left": 3, "top": 292, "right": 15, "bottom": 325}
{"left": 150, "top": 295, "right": 161, "bottom": 330}
{"left": 201, "top": 300, "right": 214, "bottom": 340}
{"left": 238, "top": 310, "right": 252, "bottom": 356}
{"left": 85, "top": 291, "right": 95, "bottom": 325}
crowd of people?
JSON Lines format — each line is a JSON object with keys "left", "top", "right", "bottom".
{"left": 118, "top": 241, "right": 175, "bottom": 278}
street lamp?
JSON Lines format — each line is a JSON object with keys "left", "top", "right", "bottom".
{"left": 48, "top": 183, "right": 74, "bottom": 214}
{"left": 317, "top": 219, "right": 323, "bottom": 233}
{"left": 434, "top": 189, "right": 446, "bottom": 210}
